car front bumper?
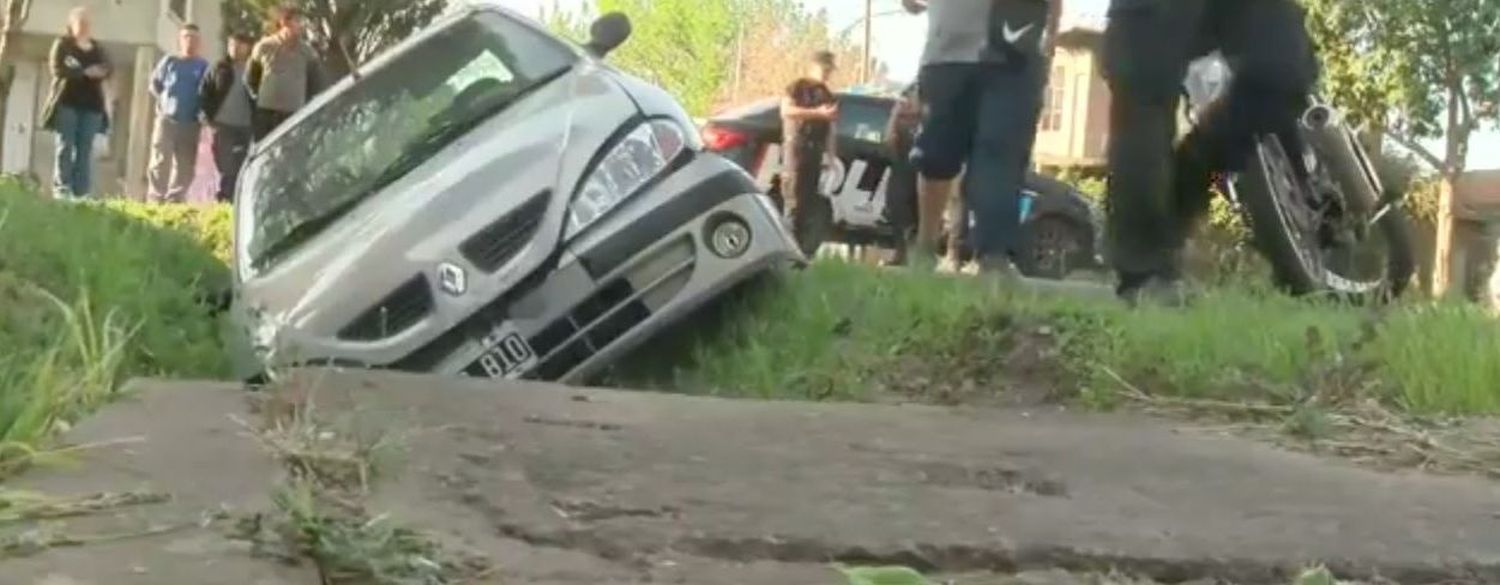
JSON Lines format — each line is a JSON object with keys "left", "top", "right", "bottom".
{"left": 232, "top": 154, "right": 802, "bottom": 384}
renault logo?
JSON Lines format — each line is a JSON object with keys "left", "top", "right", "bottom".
{"left": 437, "top": 262, "right": 467, "bottom": 296}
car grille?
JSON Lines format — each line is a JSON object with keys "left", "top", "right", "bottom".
{"left": 459, "top": 190, "right": 551, "bottom": 272}
{"left": 390, "top": 236, "right": 696, "bottom": 381}
{"left": 525, "top": 236, "right": 695, "bottom": 380}
{"left": 337, "top": 276, "right": 433, "bottom": 341}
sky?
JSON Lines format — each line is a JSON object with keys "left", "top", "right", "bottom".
{"left": 487, "top": 0, "right": 1497, "bottom": 170}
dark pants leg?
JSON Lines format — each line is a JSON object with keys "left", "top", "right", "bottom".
{"left": 886, "top": 158, "right": 918, "bottom": 244}
{"left": 212, "top": 125, "right": 253, "bottom": 203}
{"left": 1100, "top": 0, "right": 1208, "bottom": 283}
{"left": 963, "top": 61, "right": 1046, "bottom": 262}
{"left": 783, "top": 149, "right": 827, "bottom": 257}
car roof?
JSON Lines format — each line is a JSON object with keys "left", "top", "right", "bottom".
{"left": 252, "top": 4, "right": 582, "bottom": 153}
{"left": 709, "top": 90, "right": 894, "bottom": 122}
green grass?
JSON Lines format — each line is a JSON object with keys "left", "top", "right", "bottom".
{"left": 618, "top": 260, "right": 1500, "bottom": 418}
{"left": 1, "top": 173, "right": 1494, "bottom": 478}
{"left": 0, "top": 179, "right": 232, "bottom": 473}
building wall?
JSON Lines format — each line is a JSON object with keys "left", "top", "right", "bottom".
{"left": 25, "top": 0, "right": 158, "bottom": 46}
{"left": 1033, "top": 45, "right": 1110, "bottom": 170}
{"left": 15, "top": 0, "right": 223, "bottom": 198}
{"left": 28, "top": 0, "right": 222, "bottom": 54}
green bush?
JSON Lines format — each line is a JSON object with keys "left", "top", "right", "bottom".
{"left": 104, "top": 200, "right": 234, "bottom": 263}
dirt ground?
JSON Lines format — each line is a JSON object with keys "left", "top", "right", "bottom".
{"left": 4, "top": 371, "right": 1499, "bottom": 585}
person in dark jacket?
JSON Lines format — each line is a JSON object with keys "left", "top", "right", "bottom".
{"left": 1101, "top": 0, "right": 1320, "bottom": 305}
{"left": 201, "top": 33, "right": 257, "bottom": 203}
{"left": 779, "top": 50, "right": 840, "bottom": 257}
{"left": 41, "top": 7, "right": 111, "bottom": 199}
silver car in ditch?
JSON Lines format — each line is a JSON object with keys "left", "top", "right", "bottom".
{"left": 225, "top": 7, "right": 802, "bottom": 384}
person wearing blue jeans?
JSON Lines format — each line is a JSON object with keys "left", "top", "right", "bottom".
{"left": 902, "top": 0, "right": 1059, "bottom": 277}
{"left": 148, "top": 23, "right": 210, "bottom": 203}
{"left": 41, "top": 7, "right": 111, "bottom": 199}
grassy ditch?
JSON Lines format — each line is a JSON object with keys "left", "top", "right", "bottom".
{"left": 613, "top": 260, "right": 1500, "bottom": 476}
{"left": 4, "top": 173, "right": 1497, "bottom": 479}
{"left": 0, "top": 181, "right": 231, "bottom": 475}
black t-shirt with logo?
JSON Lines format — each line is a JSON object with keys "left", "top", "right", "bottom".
{"left": 783, "top": 78, "right": 836, "bottom": 159}
{"left": 985, "top": 0, "right": 1051, "bottom": 65}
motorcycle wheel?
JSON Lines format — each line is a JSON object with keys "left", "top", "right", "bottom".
{"left": 1237, "top": 135, "right": 1416, "bottom": 301}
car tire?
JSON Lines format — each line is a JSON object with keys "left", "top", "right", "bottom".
{"left": 1015, "top": 214, "right": 1091, "bottom": 280}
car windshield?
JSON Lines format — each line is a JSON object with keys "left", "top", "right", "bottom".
{"left": 242, "top": 10, "right": 577, "bottom": 273}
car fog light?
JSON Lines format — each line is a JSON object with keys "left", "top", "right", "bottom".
{"left": 707, "top": 216, "right": 752, "bottom": 259}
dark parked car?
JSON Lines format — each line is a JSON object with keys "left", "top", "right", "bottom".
{"left": 700, "top": 91, "right": 1101, "bottom": 278}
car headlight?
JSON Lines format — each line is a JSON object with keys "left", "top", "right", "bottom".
{"left": 565, "top": 119, "right": 687, "bottom": 239}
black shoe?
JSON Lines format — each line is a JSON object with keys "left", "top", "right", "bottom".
{"left": 1117, "top": 274, "right": 1192, "bottom": 308}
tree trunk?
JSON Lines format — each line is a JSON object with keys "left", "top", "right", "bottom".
{"left": 1433, "top": 174, "right": 1458, "bottom": 297}
{"left": 0, "top": 0, "right": 35, "bottom": 164}
{"left": 1431, "top": 80, "right": 1465, "bottom": 297}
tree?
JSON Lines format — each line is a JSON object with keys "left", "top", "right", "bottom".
{"left": 0, "top": 0, "right": 33, "bottom": 162}
{"left": 541, "top": 0, "right": 872, "bottom": 115}
{"left": 592, "top": 0, "right": 737, "bottom": 116}
{"left": 221, "top": 0, "right": 446, "bottom": 79}
{"left": 1304, "top": 0, "right": 1500, "bottom": 295}
{"left": 719, "top": 0, "right": 868, "bottom": 110}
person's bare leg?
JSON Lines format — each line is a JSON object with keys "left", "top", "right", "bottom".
{"left": 915, "top": 175, "right": 954, "bottom": 264}
{"left": 943, "top": 171, "right": 967, "bottom": 270}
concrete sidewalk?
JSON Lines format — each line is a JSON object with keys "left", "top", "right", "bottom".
{"left": 5, "top": 371, "right": 1499, "bottom": 584}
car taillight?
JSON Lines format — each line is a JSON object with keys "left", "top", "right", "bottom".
{"left": 701, "top": 125, "right": 749, "bottom": 151}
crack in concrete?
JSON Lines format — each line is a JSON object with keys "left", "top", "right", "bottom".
{"left": 670, "top": 535, "right": 1500, "bottom": 584}
{"left": 907, "top": 460, "right": 1069, "bottom": 497}
{"left": 463, "top": 497, "right": 1498, "bottom": 585}
{"left": 437, "top": 460, "right": 1493, "bottom": 585}
{"left": 521, "top": 415, "right": 624, "bottom": 432}
{"left": 550, "top": 498, "right": 682, "bottom": 523}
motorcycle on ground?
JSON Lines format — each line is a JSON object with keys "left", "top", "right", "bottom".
{"left": 1182, "top": 54, "right": 1416, "bottom": 301}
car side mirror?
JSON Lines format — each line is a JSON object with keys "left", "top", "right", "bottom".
{"left": 585, "top": 12, "right": 632, "bottom": 57}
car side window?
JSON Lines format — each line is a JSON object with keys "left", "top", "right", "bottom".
{"left": 835, "top": 100, "right": 889, "bottom": 145}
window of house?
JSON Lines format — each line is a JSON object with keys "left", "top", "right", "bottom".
{"left": 1039, "top": 66, "right": 1065, "bottom": 132}
{"left": 168, "top": 0, "right": 190, "bottom": 21}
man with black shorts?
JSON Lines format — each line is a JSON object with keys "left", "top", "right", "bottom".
{"left": 1101, "top": 0, "right": 1320, "bottom": 304}
{"left": 902, "top": 0, "right": 1060, "bottom": 277}
{"left": 779, "top": 51, "right": 840, "bottom": 257}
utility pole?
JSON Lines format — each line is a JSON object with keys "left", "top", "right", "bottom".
{"left": 732, "top": 24, "right": 744, "bottom": 102}
{"left": 860, "top": 0, "right": 873, "bottom": 83}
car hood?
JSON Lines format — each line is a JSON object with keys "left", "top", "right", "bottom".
{"left": 236, "top": 64, "right": 641, "bottom": 344}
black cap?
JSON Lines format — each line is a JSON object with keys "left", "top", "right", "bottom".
{"left": 811, "top": 50, "right": 837, "bottom": 69}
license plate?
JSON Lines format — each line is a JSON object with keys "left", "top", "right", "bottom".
{"left": 467, "top": 322, "right": 537, "bottom": 379}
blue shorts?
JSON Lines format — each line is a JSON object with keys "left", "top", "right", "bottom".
{"left": 909, "top": 61, "right": 1045, "bottom": 257}
{"left": 911, "top": 62, "right": 1045, "bottom": 181}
